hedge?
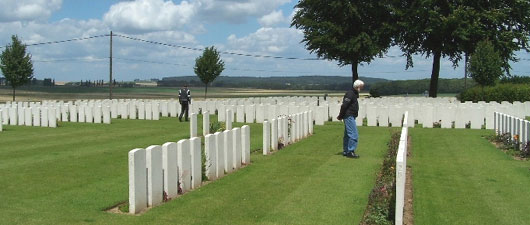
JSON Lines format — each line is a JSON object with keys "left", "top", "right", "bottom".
{"left": 457, "top": 83, "right": 530, "bottom": 103}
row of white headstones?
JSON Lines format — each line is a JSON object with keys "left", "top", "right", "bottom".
{"left": 262, "top": 111, "right": 314, "bottom": 155}
{"left": 395, "top": 112, "right": 410, "bottom": 225}
{"left": 329, "top": 100, "right": 529, "bottom": 129}
{"left": 495, "top": 112, "right": 530, "bottom": 144}
{"left": 128, "top": 125, "right": 251, "bottom": 214}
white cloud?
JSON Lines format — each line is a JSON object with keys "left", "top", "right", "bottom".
{"left": 258, "top": 10, "right": 288, "bottom": 27}
{"left": 103, "top": 0, "right": 197, "bottom": 33}
{"left": 0, "top": 0, "right": 62, "bottom": 22}
{"left": 196, "top": 0, "right": 292, "bottom": 24}
{"left": 226, "top": 27, "right": 303, "bottom": 54}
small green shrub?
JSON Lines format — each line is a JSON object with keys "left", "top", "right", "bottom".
{"left": 209, "top": 121, "right": 225, "bottom": 133}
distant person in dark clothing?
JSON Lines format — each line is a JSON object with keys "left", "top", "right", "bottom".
{"left": 179, "top": 85, "right": 191, "bottom": 122}
{"left": 337, "top": 80, "right": 364, "bottom": 158}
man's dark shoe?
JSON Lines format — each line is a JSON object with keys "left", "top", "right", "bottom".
{"left": 346, "top": 152, "right": 360, "bottom": 158}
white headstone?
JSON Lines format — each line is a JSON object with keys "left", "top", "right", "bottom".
{"left": 162, "top": 142, "right": 178, "bottom": 199}
{"left": 129, "top": 102, "right": 137, "bottom": 119}
{"left": 146, "top": 145, "right": 163, "bottom": 207}
{"left": 0, "top": 110, "right": 2, "bottom": 131}
{"left": 18, "top": 107, "right": 25, "bottom": 126}
{"left": 422, "top": 106, "right": 433, "bottom": 128}
{"left": 24, "top": 107, "right": 32, "bottom": 126}
{"left": 263, "top": 120, "right": 270, "bottom": 155}
{"left": 111, "top": 102, "right": 118, "bottom": 119}
{"left": 232, "top": 128, "right": 242, "bottom": 169}
{"left": 48, "top": 107, "right": 57, "bottom": 128}
{"left": 70, "top": 105, "right": 77, "bottom": 122}
{"left": 241, "top": 125, "right": 251, "bottom": 165}
{"left": 139, "top": 102, "right": 146, "bottom": 120}
{"left": 205, "top": 134, "right": 217, "bottom": 181}
{"left": 236, "top": 105, "right": 245, "bottom": 123}
{"left": 121, "top": 102, "right": 129, "bottom": 119}
{"left": 256, "top": 104, "right": 264, "bottom": 123}
{"left": 41, "top": 107, "right": 48, "bottom": 127}
{"left": 223, "top": 130, "right": 234, "bottom": 173}
{"left": 78, "top": 105, "right": 85, "bottom": 123}
{"left": 94, "top": 106, "right": 102, "bottom": 123}
{"left": 177, "top": 139, "right": 191, "bottom": 193}
{"left": 366, "top": 104, "right": 377, "bottom": 126}
{"left": 161, "top": 101, "right": 168, "bottom": 117}
{"left": 190, "top": 113, "right": 197, "bottom": 138}
{"left": 103, "top": 106, "right": 111, "bottom": 124}
{"left": 203, "top": 111, "right": 210, "bottom": 136}
{"left": 145, "top": 103, "right": 152, "bottom": 120}
{"left": 169, "top": 101, "right": 177, "bottom": 117}
{"left": 226, "top": 109, "right": 233, "bottom": 130}
{"left": 1, "top": 108, "right": 8, "bottom": 125}
{"left": 271, "top": 118, "right": 278, "bottom": 150}
{"left": 128, "top": 148, "right": 147, "bottom": 214}
{"left": 85, "top": 105, "right": 93, "bottom": 123}
{"left": 61, "top": 105, "right": 68, "bottom": 122}
{"left": 245, "top": 105, "right": 255, "bottom": 123}
{"left": 31, "top": 107, "right": 40, "bottom": 127}
{"left": 308, "top": 110, "right": 314, "bottom": 134}
{"left": 214, "top": 132, "right": 225, "bottom": 178}
{"left": 190, "top": 137, "right": 202, "bottom": 189}
{"left": 152, "top": 102, "right": 160, "bottom": 120}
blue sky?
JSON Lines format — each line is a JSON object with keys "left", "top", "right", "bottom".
{"left": 0, "top": 0, "right": 529, "bottom": 82}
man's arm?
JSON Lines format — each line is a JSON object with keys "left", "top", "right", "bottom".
{"left": 337, "top": 91, "right": 354, "bottom": 120}
{"left": 187, "top": 90, "right": 191, "bottom": 104}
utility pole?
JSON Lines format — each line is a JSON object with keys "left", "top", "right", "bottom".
{"left": 109, "top": 30, "right": 113, "bottom": 100}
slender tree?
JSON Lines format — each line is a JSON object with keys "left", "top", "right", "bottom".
{"left": 292, "top": 0, "right": 395, "bottom": 84}
{"left": 194, "top": 46, "right": 224, "bottom": 99}
{"left": 0, "top": 35, "right": 33, "bottom": 101}
{"left": 469, "top": 40, "right": 503, "bottom": 88}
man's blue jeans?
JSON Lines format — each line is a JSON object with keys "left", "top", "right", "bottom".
{"left": 343, "top": 116, "right": 358, "bottom": 155}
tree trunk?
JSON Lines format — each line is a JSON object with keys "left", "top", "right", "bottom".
{"left": 464, "top": 53, "right": 468, "bottom": 89}
{"left": 12, "top": 87, "right": 15, "bottom": 101}
{"left": 429, "top": 50, "right": 441, "bottom": 98}
{"left": 204, "top": 83, "right": 208, "bottom": 100}
{"left": 351, "top": 61, "right": 359, "bottom": 85}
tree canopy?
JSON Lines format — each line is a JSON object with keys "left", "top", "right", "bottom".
{"left": 194, "top": 46, "right": 224, "bottom": 99}
{"left": 394, "top": 0, "right": 530, "bottom": 97}
{"left": 291, "top": 0, "right": 394, "bottom": 83}
{"left": 0, "top": 35, "right": 33, "bottom": 101}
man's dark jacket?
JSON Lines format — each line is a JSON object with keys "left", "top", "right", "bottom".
{"left": 337, "top": 88, "right": 359, "bottom": 120}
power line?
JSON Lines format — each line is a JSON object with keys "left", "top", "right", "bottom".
{"left": 113, "top": 33, "right": 323, "bottom": 61}
{"left": 0, "top": 34, "right": 110, "bottom": 49}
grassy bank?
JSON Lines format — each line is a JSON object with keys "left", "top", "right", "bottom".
{"left": 410, "top": 128, "right": 530, "bottom": 225}
{"left": 0, "top": 118, "right": 391, "bottom": 224}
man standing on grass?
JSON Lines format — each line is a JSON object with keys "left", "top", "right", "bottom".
{"left": 337, "top": 80, "right": 364, "bottom": 158}
{"left": 179, "top": 84, "right": 191, "bottom": 122}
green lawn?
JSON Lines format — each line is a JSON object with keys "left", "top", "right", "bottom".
{"left": 410, "top": 128, "right": 530, "bottom": 225}
{"left": 0, "top": 117, "right": 392, "bottom": 224}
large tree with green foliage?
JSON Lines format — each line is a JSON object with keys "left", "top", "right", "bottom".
{"left": 394, "top": 1, "right": 467, "bottom": 97}
{"left": 194, "top": 46, "right": 224, "bottom": 99}
{"left": 0, "top": 35, "right": 33, "bottom": 101}
{"left": 395, "top": 0, "right": 530, "bottom": 97}
{"left": 291, "top": 0, "right": 394, "bottom": 84}
{"left": 469, "top": 40, "right": 503, "bottom": 87}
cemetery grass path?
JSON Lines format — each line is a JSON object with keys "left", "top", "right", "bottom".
{"left": 0, "top": 118, "right": 391, "bottom": 225}
{"left": 410, "top": 128, "right": 530, "bottom": 225}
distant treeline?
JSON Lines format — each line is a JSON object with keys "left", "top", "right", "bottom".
{"left": 370, "top": 78, "right": 477, "bottom": 96}
{"left": 157, "top": 76, "right": 388, "bottom": 90}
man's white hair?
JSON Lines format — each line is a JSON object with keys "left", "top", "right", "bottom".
{"left": 353, "top": 80, "right": 364, "bottom": 89}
